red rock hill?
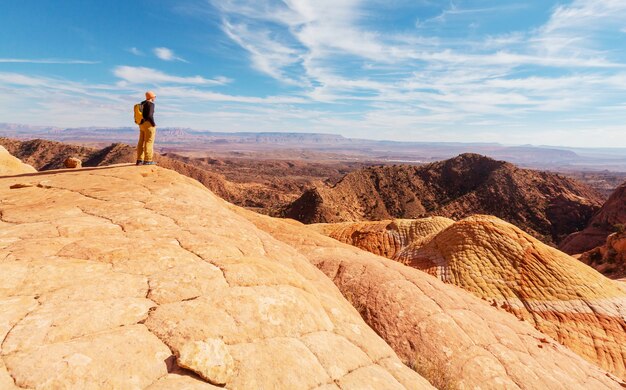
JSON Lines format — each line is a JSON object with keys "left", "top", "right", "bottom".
{"left": 561, "top": 180, "right": 626, "bottom": 255}
{"left": 283, "top": 153, "right": 604, "bottom": 244}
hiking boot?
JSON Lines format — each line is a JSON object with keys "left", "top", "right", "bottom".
{"left": 136, "top": 160, "right": 143, "bottom": 166}
{"left": 143, "top": 161, "right": 156, "bottom": 165}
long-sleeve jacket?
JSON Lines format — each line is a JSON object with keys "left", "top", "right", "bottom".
{"left": 141, "top": 100, "right": 156, "bottom": 126}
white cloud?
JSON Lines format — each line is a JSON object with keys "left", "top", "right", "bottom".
{"left": 536, "top": 0, "right": 626, "bottom": 57}
{"left": 543, "top": 0, "right": 626, "bottom": 33}
{"left": 157, "top": 86, "right": 307, "bottom": 104}
{"left": 2, "top": 1, "right": 626, "bottom": 147}
{"left": 153, "top": 47, "right": 188, "bottom": 62}
{"left": 128, "top": 47, "right": 143, "bottom": 56}
{"left": 221, "top": 20, "right": 302, "bottom": 84}
{"left": 113, "top": 66, "right": 231, "bottom": 85}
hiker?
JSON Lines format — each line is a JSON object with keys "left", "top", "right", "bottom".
{"left": 136, "top": 91, "right": 157, "bottom": 165}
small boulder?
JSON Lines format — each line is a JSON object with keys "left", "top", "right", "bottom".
{"left": 176, "top": 339, "right": 234, "bottom": 385}
{"left": 64, "top": 157, "right": 82, "bottom": 169}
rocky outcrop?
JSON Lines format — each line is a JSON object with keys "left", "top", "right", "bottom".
{"left": 63, "top": 157, "right": 82, "bottom": 169}
{"left": 561, "top": 181, "right": 626, "bottom": 255}
{"left": 283, "top": 153, "right": 604, "bottom": 244}
{"left": 310, "top": 217, "right": 454, "bottom": 259}
{"left": 237, "top": 208, "right": 626, "bottom": 389}
{"left": 0, "top": 137, "right": 94, "bottom": 171}
{"left": 0, "top": 146, "right": 36, "bottom": 176}
{"left": 579, "top": 232, "right": 626, "bottom": 279}
{"left": 0, "top": 165, "right": 431, "bottom": 389}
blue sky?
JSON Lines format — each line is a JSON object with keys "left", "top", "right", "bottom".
{"left": 1, "top": 0, "right": 626, "bottom": 147}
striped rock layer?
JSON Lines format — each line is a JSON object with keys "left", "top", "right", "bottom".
{"left": 238, "top": 209, "right": 625, "bottom": 389}
{"left": 318, "top": 215, "right": 626, "bottom": 380}
{"left": 311, "top": 217, "right": 454, "bottom": 259}
{"left": 0, "top": 164, "right": 431, "bottom": 390}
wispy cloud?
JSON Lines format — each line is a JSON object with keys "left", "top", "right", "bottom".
{"left": 2, "top": 1, "right": 626, "bottom": 147}
{"left": 199, "top": 0, "right": 626, "bottom": 146}
{"left": 0, "top": 67, "right": 306, "bottom": 128}
{"left": 417, "top": 3, "right": 528, "bottom": 26}
{"left": 0, "top": 58, "right": 99, "bottom": 64}
{"left": 158, "top": 86, "right": 307, "bottom": 104}
{"left": 127, "top": 47, "right": 143, "bottom": 56}
{"left": 113, "top": 66, "right": 231, "bottom": 86}
{"left": 221, "top": 20, "right": 302, "bottom": 84}
{"left": 153, "top": 47, "right": 188, "bottom": 62}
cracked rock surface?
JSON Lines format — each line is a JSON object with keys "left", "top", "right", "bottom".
{"left": 239, "top": 209, "right": 626, "bottom": 389}
{"left": 0, "top": 164, "right": 430, "bottom": 389}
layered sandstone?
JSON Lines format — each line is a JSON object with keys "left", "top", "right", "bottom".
{"left": 389, "top": 215, "right": 626, "bottom": 379}
{"left": 283, "top": 153, "right": 603, "bottom": 244}
{"left": 0, "top": 146, "right": 36, "bottom": 176}
{"left": 236, "top": 208, "right": 626, "bottom": 389}
{"left": 561, "top": 181, "right": 626, "bottom": 255}
{"left": 0, "top": 164, "right": 430, "bottom": 389}
{"left": 1, "top": 157, "right": 625, "bottom": 389}
{"left": 310, "top": 217, "right": 454, "bottom": 259}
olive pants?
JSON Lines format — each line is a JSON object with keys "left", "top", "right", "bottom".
{"left": 137, "top": 122, "right": 156, "bottom": 162}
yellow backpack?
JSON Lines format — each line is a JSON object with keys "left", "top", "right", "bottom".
{"left": 133, "top": 102, "right": 145, "bottom": 125}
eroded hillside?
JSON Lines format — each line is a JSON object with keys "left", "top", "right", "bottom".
{"left": 283, "top": 153, "right": 604, "bottom": 245}
{"left": 0, "top": 137, "right": 365, "bottom": 214}
{"left": 561, "top": 181, "right": 626, "bottom": 255}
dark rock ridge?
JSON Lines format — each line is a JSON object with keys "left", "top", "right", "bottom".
{"left": 561, "top": 181, "right": 626, "bottom": 255}
{"left": 282, "top": 153, "right": 604, "bottom": 244}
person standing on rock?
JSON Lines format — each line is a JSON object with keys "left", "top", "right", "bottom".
{"left": 136, "top": 91, "right": 157, "bottom": 166}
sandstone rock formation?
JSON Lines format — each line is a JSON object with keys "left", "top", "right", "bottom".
{"left": 236, "top": 208, "right": 626, "bottom": 389}
{"left": 63, "top": 157, "right": 82, "bottom": 169}
{"left": 561, "top": 180, "right": 626, "bottom": 255}
{"left": 283, "top": 153, "right": 604, "bottom": 244}
{"left": 0, "top": 164, "right": 431, "bottom": 389}
{"left": 0, "top": 146, "right": 36, "bottom": 176}
{"left": 381, "top": 215, "right": 626, "bottom": 379}
{"left": 579, "top": 232, "right": 626, "bottom": 279}
{"left": 310, "top": 217, "right": 454, "bottom": 259}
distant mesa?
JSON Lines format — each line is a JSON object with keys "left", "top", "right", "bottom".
{"left": 283, "top": 153, "right": 604, "bottom": 245}
{"left": 561, "top": 180, "right": 626, "bottom": 255}
{"left": 316, "top": 215, "right": 626, "bottom": 379}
